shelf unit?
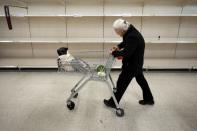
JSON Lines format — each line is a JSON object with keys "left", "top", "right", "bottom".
{"left": 0, "top": 0, "right": 197, "bottom": 69}
{"left": 0, "top": 37, "right": 197, "bottom": 44}
{"left": 1, "top": 14, "right": 197, "bottom": 17}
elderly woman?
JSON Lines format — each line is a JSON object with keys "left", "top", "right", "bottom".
{"left": 104, "top": 19, "right": 154, "bottom": 108}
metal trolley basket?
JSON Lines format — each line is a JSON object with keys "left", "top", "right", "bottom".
{"left": 57, "top": 54, "right": 124, "bottom": 117}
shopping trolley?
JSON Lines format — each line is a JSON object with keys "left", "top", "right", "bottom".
{"left": 58, "top": 54, "right": 124, "bottom": 117}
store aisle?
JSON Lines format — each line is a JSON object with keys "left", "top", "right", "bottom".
{"left": 0, "top": 71, "right": 196, "bottom": 131}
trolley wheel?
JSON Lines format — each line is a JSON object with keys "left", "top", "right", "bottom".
{"left": 71, "top": 90, "right": 78, "bottom": 98}
{"left": 116, "top": 108, "right": 124, "bottom": 117}
{"left": 73, "top": 93, "right": 78, "bottom": 98}
{"left": 67, "top": 101, "right": 75, "bottom": 110}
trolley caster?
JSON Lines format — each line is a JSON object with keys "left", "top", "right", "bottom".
{"left": 67, "top": 101, "right": 75, "bottom": 110}
{"left": 71, "top": 90, "right": 78, "bottom": 98}
{"left": 116, "top": 108, "right": 124, "bottom": 117}
{"left": 73, "top": 93, "right": 78, "bottom": 98}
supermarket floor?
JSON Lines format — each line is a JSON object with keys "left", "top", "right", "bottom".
{"left": 0, "top": 71, "right": 197, "bottom": 131}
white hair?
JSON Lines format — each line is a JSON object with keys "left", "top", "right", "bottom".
{"left": 113, "top": 18, "right": 130, "bottom": 31}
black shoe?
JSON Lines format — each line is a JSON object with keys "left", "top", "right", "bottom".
{"left": 139, "top": 100, "right": 154, "bottom": 105}
{"left": 103, "top": 99, "right": 116, "bottom": 108}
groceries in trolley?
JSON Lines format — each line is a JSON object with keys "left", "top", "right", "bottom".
{"left": 57, "top": 47, "right": 107, "bottom": 77}
{"left": 57, "top": 47, "right": 89, "bottom": 72}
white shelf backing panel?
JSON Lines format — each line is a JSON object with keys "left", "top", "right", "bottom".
{"left": 0, "top": 5, "right": 27, "bottom": 17}
{"left": 103, "top": 58, "right": 188, "bottom": 70}
{"left": 182, "top": 0, "right": 197, "bottom": 15}
{"left": 145, "top": 38, "right": 178, "bottom": 43}
{"left": 0, "top": 0, "right": 28, "bottom": 16}
{"left": 144, "top": 38, "right": 197, "bottom": 44}
{"left": 144, "top": 58, "right": 197, "bottom": 69}
{"left": 28, "top": 0, "right": 65, "bottom": 16}
{"left": 28, "top": 37, "right": 67, "bottom": 43}
{"left": 0, "top": 43, "right": 32, "bottom": 58}
{"left": 0, "top": 2, "right": 5, "bottom": 16}
{"left": 104, "top": 38, "right": 121, "bottom": 43}
{"left": 68, "top": 43, "right": 103, "bottom": 58}
{"left": 67, "top": 17, "right": 103, "bottom": 38}
{"left": 175, "top": 43, "right": 197, "bottom": 58}
{"left": 66, "top": 38, "right": 103, "bottom": 43}
{"left": 144, "top": 43, "right": 176, "bottom": 58}
{"left": 103, "top": 57, "right": 122, "bottom": 69}
{"left": 0, "top": 17, "right": 30, "bottom": 38}
{"left": 0, "top": 58, "right": 57, "bottom": 67}
{"left": 142, "top": 17, "right": 180, "bottom": 39}
{"left": 104, "top": 17, "right": 141, "bottom": 38}
{"left": 0, "top": 6, "right": 4, "bottom": 16}
{"left": 29, "top": 17, "right": 66, "bottom": 38}
{"left": 104, "top": 0, "right": 143, "bottom": 16}
{"left": 143, "top": 0, "right": 182, "bottom": 16}
{"left": 104, "top": 17, "right": 118, "bottom": 38}
{"left": 32, "top": 43, "right": 67, "bottom": 58}
{"left": 179, "top": 17, "right": 197, "bottom": 38}
{"left": 66, "top": 0, "right": 103, "bottom": 16}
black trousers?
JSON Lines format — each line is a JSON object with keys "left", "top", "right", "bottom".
{"left": 112, "top": 66, "right": 154, "bottom": 103}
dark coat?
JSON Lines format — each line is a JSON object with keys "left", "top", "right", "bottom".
{"left": 112, "top": 24, "right": 145, "bottom": 75}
